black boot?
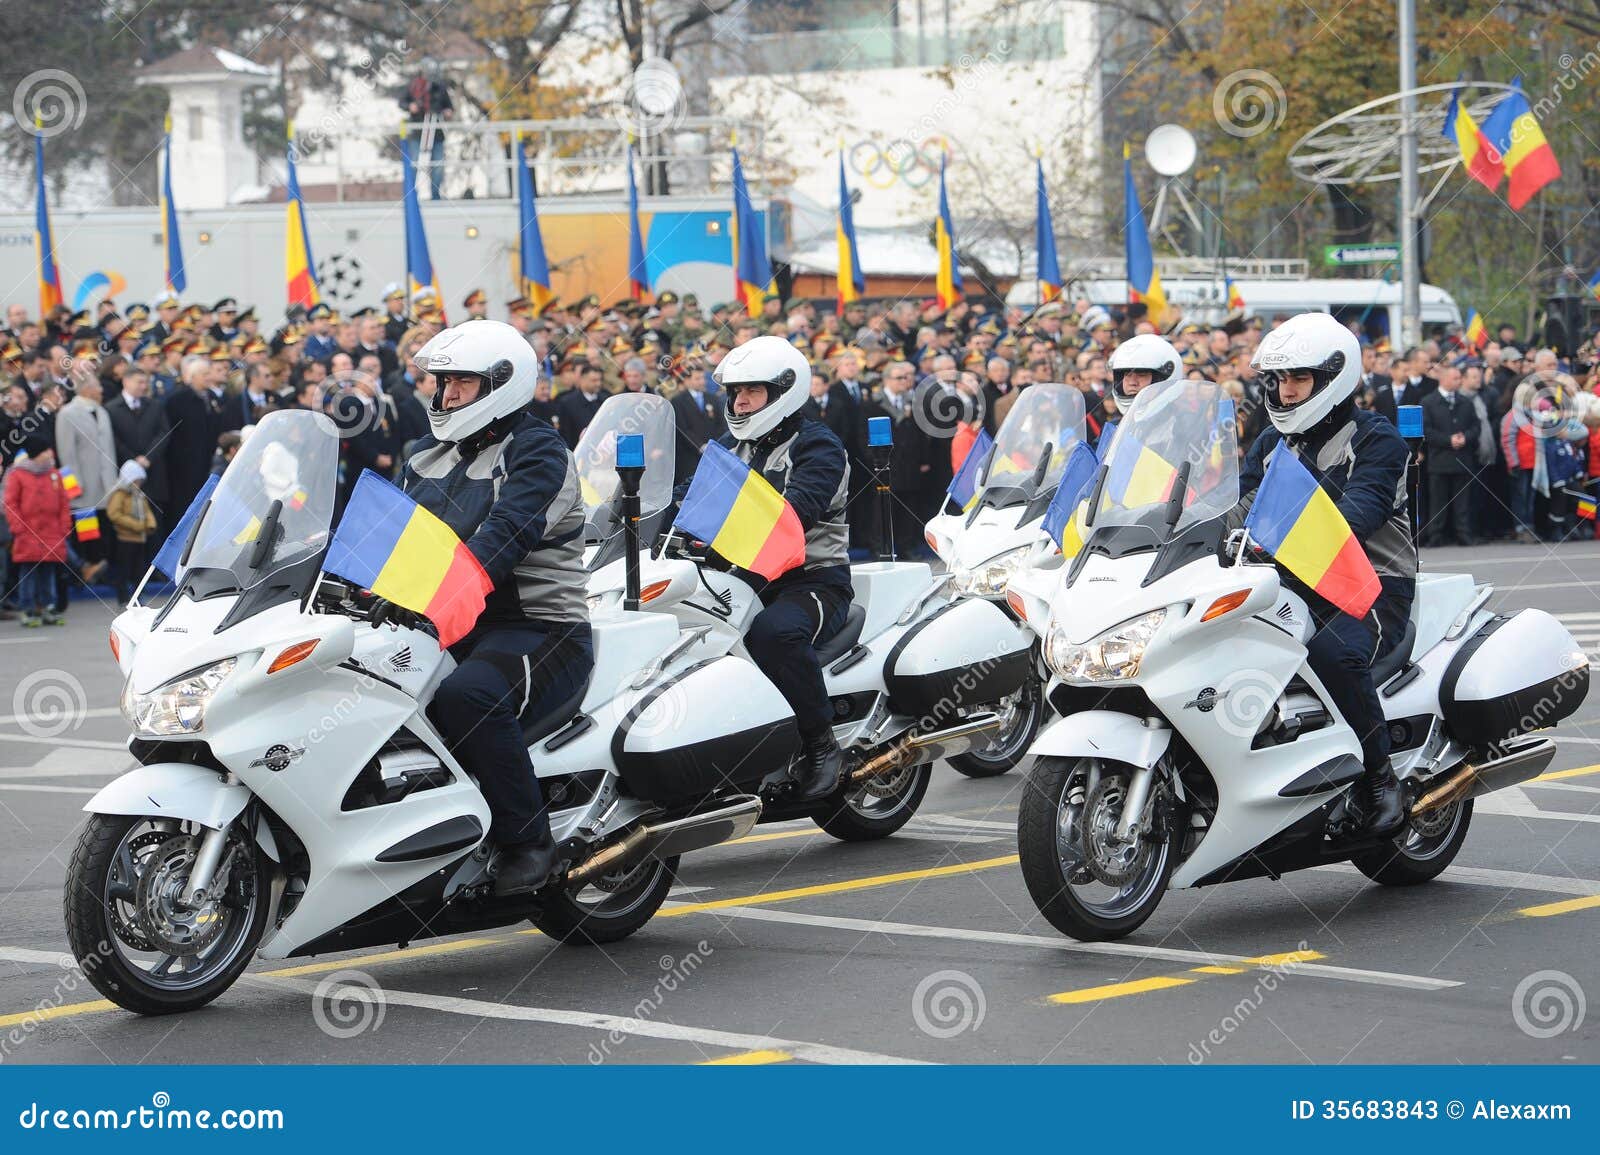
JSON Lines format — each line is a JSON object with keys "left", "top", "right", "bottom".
{"left": 796, "top": 730, "right": 844, "bottom": 800}
{"left": 1349, "top": 766, "right": 1406, "bottom": 838}
{"left": 493, "top": 835, "right": 562, "bottom": 896}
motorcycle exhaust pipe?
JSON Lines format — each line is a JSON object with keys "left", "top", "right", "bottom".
{"left": 848, "top": 712, "right": 1004, "bottom": 785}
{"left": 565, "top": 795, "right": 763, "bottom": 888}
{"left": 1411, "top": 736, "right": 1558, "bottom": 816}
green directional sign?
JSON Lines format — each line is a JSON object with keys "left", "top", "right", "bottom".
{"left": 1323, "top": 243, "right": 1401, "bottom": 266}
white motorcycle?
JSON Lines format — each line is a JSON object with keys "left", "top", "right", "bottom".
{"left": 922, "top": 385, "right": 1092, "bottom": 777}
{"left": 1006, "top": 381, "right": 1590, "bottom": 941}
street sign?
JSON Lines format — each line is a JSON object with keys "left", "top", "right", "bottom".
{"left": 1323, "top": 243, "right": 1401, "bottom": 266}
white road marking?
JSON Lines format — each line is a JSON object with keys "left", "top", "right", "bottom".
{"left": 917, "top": 813, "right": 1018, "bottom": 832}
{"left": 0, "top": 639, "right": 50, "bottom": 646}
{"left": 0, "top": 706, "right": 124, "bottom": 727}
{"left": 1526, "top": 779, "right": 1600, "bottom": 796}
{"left": 893, "top": 830, "right": 1003, "bottom": 845}
{"left": 1475, "top": 786, "right": 1600, "bottom": 824}
{"left": 0, "top": 784, "right": 97, "bottom": 795}
{"left": 251, "top": 974, "right": 925, "bottom": 1065}
{"left": 1314, "top": 862, "right": 1600, "bottom": 897}
{"left": 702, "top": 907, "right": 1460, "bottom": 991}
{"left": 0, "top": 947, "right": 74, "bottom": 967}
{"left": 0, "top": 733, "right": 127, "bottom": 753}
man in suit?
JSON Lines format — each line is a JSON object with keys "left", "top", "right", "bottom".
{"left": 1392, "top": 347, "right": 1438, "bottom": 408}
{"left": 105, "top": 368, "right": 171, "bottom": 520}
{"left": 164, "top": 356, "right": 226, "bottom": 528}
{"left": 829, "top": 349, "right": 876, "bottom": 558}
{"left": 1420, "top": 365, "right": 1483, "bottom": 547}
{"left": 669, "top": 365, "right": 725, "bottom": 485}
{"left": 553, "top": 362, "right": 608, "bottom": 450}
{"left": 861, "top": 359, "right": 933, "bottom": 558}
{"left": 1359, "top": 344, "right": 1396, "bottom": 424}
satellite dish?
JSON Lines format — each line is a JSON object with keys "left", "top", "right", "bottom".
{"left": 1146, "top": 124, "right": 1197, "bottom": 177}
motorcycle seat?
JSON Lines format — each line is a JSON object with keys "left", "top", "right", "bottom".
{"left": 815, "top": 603, "right": 867, "bottom": 664}
{"left": 1371, "top": 618, "right": 1416, "bottom": 686}
{"left": 522, "top": 671, "right": 595, "bottom": 744}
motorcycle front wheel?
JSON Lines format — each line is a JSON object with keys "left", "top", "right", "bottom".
{"left": 1018, "top": 756, "right": 1177, "bottom": 942}
{"left": 64, "top": 813, "right": 270, "bottom": 1015}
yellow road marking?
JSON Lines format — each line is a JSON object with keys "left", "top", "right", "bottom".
{"left": 1532, "top": 763, "right": 1600, "bottom": 783}
{"left": 1189, "top": 965, "right": 1247, "bottom": 975}
{"left": 657, "top": 854, "right": 1021, "bottom": 917}
{"left": 728, "top": 828, "right": 820, "bottom": 846}
{"left": 1517, "top": 894, "right": 1600, "bottom": 918}
{"left": 0, "top": 998, "right": 116, "bottom": 1029}
{"left": 1242, "top": 949, "right": 1325, "bottom": 967}
{"left": 700, "top": 1048, "right": 792, "bottom": 1065}
{"left": 1048, "top": 975, "right": 1196, "bottom": 1004}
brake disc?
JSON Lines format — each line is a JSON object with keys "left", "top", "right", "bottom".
{"left": 1082, "top": 775, "right": 1145, "bottom": 888}
{"left": 133, "top": 835, "right": 229, "bottom": 957}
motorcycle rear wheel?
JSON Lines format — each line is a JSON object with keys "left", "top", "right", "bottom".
{"left": 815, "top": 763, "right": 932, "bottom": 841}
{"left": 949, "top": 679, "right": 1045, "bottom": 779}
{"left": 534, "top": 854, "right": 678, "bottom": 945}
{"left": 1018, "top": 757, "right": 1177, "bottom": 942}
{"left": 1351, "top": 798, "right": 1472, "bottom": 885}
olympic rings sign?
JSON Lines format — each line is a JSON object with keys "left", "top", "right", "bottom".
{"left": 848, "top": 137, "right": 954, "bottom": 189}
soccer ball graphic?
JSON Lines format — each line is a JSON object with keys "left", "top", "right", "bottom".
{"left": 317, "top": 252, "right": 365, "bottom": 304}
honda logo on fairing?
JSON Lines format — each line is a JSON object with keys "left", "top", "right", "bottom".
{"left": 387, "top": 646, "right": 414, "bottom": 671}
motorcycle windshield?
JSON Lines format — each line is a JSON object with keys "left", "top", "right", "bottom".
{"left": 982, "top": 383, "right": 1089, "bottom": 505}
{"left": 1090, "top": 380, "right": 1239, "bottom": 539}
{"left": 183, "top": 409, "right": 340, "bottom": 590}
{"left": 573, "top": 393, "right": 676, "bottom": 525}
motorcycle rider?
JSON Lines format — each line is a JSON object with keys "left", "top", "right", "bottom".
{"left": 388, "top": 320, "right": 593, "bottom": 895}
{"left": 1240, "top": 312, "right": 1415, "bottom": 837}
{"left": 1101, "top": 334, "right": 1182, "bottom": 452}
{"left": 672, "top": 335, "right": 852, "bottom": 799}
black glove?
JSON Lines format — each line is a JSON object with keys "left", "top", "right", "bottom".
{"left": 370, "top": 598, "right": 433, "bottom": 635}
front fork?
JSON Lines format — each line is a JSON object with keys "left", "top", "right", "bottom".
{"left": 1114, "top": 765, "right": 1157, "bottom": 842}
{"left": 179, "top": 821, "right": 234, "bottom": 907}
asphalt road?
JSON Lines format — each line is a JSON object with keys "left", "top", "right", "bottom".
{"left": 2, "top": 540, "right": 1598, "bottom": 1066}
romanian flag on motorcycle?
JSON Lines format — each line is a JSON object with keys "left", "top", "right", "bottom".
{"left": 1042, "top": 441, "right": 1100, "bottom": 558}
{"left": 152, "top": 475, "right": 219, "bottom": 580}
{"left": 325, "top": 471, "right": 494, "bottom": 647}
{"left": 1244, "top": 446, "right": 1381, "bottom": 619}
{"left": 947, "top": 428, "right": 994, "bottom": 512}
{"left": 674, "top": 441, "right": 805, "bottom": 581}
{"left": 1103, "top": 431, "right": 1177, "bottom": 510}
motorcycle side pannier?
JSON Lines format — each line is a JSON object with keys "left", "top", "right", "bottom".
{"left": 1440, "top": 609, "right": 1589, "bottom": 745}
{"left": 612, "top": 656, "right": 799, "bottom": 803}
{"left": 884, "top": 598, "right": 1032, "bottom": 718}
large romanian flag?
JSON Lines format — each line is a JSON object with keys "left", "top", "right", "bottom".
{"left": 731, "top": 146, "right": 773, "bottom": 318}
{"left": 162, "top": 115, "right": 187, "bottom": 294}
{"left": 285, "top": 124, "right": 320, "bottom": 310}
{"left": 674, "top": 441, "right": 805, "bottom": 581}
{"left": 1245, "top": 446, "right": 1381, "bottom": 619}
{"left": 947, "top": 428, "right": 994, "bottom": 512}
{"left": 837, "top": 150, "right": 864, "bottom": 312}
{"left": 1442, "top": 82, "right": 1504, "bottom": 191}
{"left": 1035, "top": 157, "right": 1061, "bottom": 304}
{"left": 1042, "top": 441, "right": 1100, "bottom": 558}
{"left": 935, "top": 156, "right": 963, "bottom": 309}
{"left": 626, "top": 141, "right": 649, "bottom": 301}
{"left": 515, "top": 131, "right": 554, "bottom": 314}
{"left": 34, "top": 129, "right": 62, "bottom": 317}
{"left": 1481, "top": 77, "right": 1560, "bottom": 211}
{"left": 325, "top": 471, "right": 494, "bottom": 648}
{"left": 1123, "top": 142, "right": 1166, "bottom": 326}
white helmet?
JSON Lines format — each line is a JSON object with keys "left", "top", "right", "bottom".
{"left": 413, "top": 319, "right": 537, "bottom": 443}
{"left": 1251, "top": 312, "right": 1360, "bottom": 436}
{"left": 1108, "top": 333, "right": 1182, "bottom": 403}
{"left": 713, "top": 335, "right": 812, "bottom": 441}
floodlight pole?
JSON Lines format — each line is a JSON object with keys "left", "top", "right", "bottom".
{"left": 1397, "top": 0, "right": 1421, "bottom": 349}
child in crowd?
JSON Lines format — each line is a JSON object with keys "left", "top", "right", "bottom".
{"left": 106, "top": 460, "right": 157, "bottom": 606}
{"left": 2, "top": 439, "right": 71, "bottom": 626}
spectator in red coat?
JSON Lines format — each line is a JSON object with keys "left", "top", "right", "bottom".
{"left": 3, "top": 439, "right": 72, "bottom": 625}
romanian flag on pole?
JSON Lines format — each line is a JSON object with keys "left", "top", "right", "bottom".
{"left": 1042, "top": 441, "right": 1101, "bottom": 558}
{"left": 1036, "top": 156, "right": 1061, "bottom": 304}
{"left": 674, "top": 441, "right": 805, "bottom": 581}
{"left": 34, "top": 127, "right": 62, "bottom": 317}
{"left": 836, "top": 148, "right": 865, "bottom": 313}
{"left": 947, "top": 428, "right": 994, "bottom": 512}
{"left": 626, "top": 141, "right": 649, "bottom": 301}
{"left": 1464, "top": 309, "right": 1487, "bottom": 350}
{"left": 325, "top": 471, "right": 494, "bottom": 648}
{"left": 162, "top": 115, "right": 187, "bottom": 293}
{"left": 1123, "top": 142, "right": 1166, "bottom": 327}
{"left": 1103, "top": 431, "right": 1178, "bottom": 510}
{"left": 514, "top": 132, "right": 554, "bottom": 314}
{"left": 1481, "top": 77, "right": 1560, "bottom": 211}
{"left": 1226, "top": 276, "right": 1245, "bottom": 311}
{"left": 73, "top": 511, "right": 101, "bottom": 544}
{"left": 1245, "top": 447, "right": 1381, "bottom": 619}
{"left": 58, "top": 469, "right": 83, "bottom": 501}
{"left": 730, "top": 144, "right": 773, "bottom": 318}
{"left": 1442, "top": 80, "right": 1504, "bottom": 192}
{"left": 152, "top": 475, "right": 220, "bottom": 580}
{"left": 285, "top": 124, "right": 320, "bottom": 310}
{"left": 935, "top": 155, "right": 964, "bottom": 309}
{"left": 400, "top": 134, "right": 442, "bottom": 309}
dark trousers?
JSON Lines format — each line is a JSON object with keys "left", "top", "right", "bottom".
{"left": 1306, "top": 595, "right": 1408, "bottom": 772}
{"left": 431, "top": 621, "right": 594, "bottom": 847}
{"left": 745, "top": 585, "right": 850, "bottom": 739}
{"left": 1425, "top": 472, "right": 1473, "bottom": 545}
{"left": 113, "top": 539, "right": 147, "bottom": 602}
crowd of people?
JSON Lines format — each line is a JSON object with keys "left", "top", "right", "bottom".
{"left": 0, "top": 282, "right": 1594, "bottom": 624}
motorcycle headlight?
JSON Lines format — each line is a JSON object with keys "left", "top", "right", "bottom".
{"left": 953, "top": 545, "right": 1031, "bottom": 597}
{"left": 1045, "top": 609, "right": 1166, "bottom": 683}
{"left": 121, "top": 658, "right": 237, "bottom": 736}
